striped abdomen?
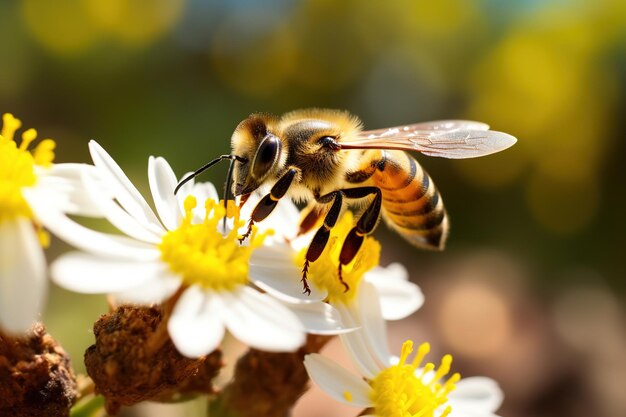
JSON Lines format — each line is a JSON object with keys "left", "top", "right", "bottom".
{"left": 346, "top": 149, "right": 449, "bottom": 250}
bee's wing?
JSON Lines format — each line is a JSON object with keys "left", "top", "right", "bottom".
{"left": 340, "top": 120, "right": 517, "bottom": 159}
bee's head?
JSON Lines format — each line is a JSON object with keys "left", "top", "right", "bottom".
{"left": 231, "top": 113, "right": 283, "bottom": 196}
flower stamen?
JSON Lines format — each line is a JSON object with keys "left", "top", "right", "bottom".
{"left": 369, "top": 340, "right": 459, "bottom": 417}
{"left": 0, "top": 113, "right": 57, "bottom": 227}
{"left": 159, "top": 196, "right": 270, "bottom": 291}
{"left": 294, "top": 212, "right": 380, "bottom": 304}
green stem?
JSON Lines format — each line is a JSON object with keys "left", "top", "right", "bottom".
{"left": 70, "top": 395, "right": 106, "bottom": 417}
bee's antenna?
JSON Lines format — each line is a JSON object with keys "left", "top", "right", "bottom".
{"left": 223, "top": 157, "right": 237, "bottom": 230}
{"left": 174, "top": 155, "right": 247, "bottom": 195}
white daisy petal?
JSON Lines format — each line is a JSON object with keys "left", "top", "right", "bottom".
{"left": 81, "top": 170, "right": 163, "bottom": 243}
{"left": 449, "top": 377, "right": 504, "bottom": 413}
{"left": 243, "top": 193, "right": 301, "bottom": 238}
{"left": 88, "top": 141, "right": 162, "bottom": 229}
{"left": 337, "top": 305, "right": 381, "bottom": 379}
{"left": 286, "top": 302, "right": 355, "bottom": 335}
{"left": 189, "top": 181, "right": 219, "bottom": 201}
{"left": 174, "top": 171, "right": 195, "bottom": 199}
{"left": 148, "top": 156, "right": 181, "bottom": 231}
{"left": 250, "top": 246, "right": 327, "bottom": 303}
{"left": 357, "top": 281, "right": 392, "bottom": 364}
{"left": 222, "top": 287, "right": 305, "bottom": 352}
{"left": 28, "top": 194, "right": 159, "bottom": 260}
{"left": 40, "top": 163, "right": 105, "bottom": 217}
{"left": 183, "top": 182, "right": 220, "bottom": 223}
{"left": 112, "top": 273, "right": 181, "bottom": 305}
{"left": 0, "top": 218, "right": 46, "bottom": 333}
{"left": 51, "top": 252, "right": 164, "bottom": 293}
{"left": 303, "top": 354, "right": 372, "bottom": 407}
{"left": 365, "top": 263, "right": 424, "bottom": 320}
{"left": 168, "top": 286, "right": 225, "bottom": 358}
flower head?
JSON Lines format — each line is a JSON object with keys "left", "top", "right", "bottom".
{"left": 159, "top": 196, "right": 269, "bottom": 291}
{"left": 0, "top": 113, "right": 55, "bottom": 235}
{"left": 0, "top": 113, "right": 97, "bottom": 333}
{"left": 305, "top": 339, "right": 464, "bottom": 417}
{"left": 51, "top": 141, "right": 349, "bottom": 357}
{"left": 295, "top": 211, "right": 381, "bottom": 305}
{"left": 240, "top": 193, "right": 424, "bottom": 322}
{"left": 304, "top": 282, "right": 504, "bottom": 417}
{"left": 369, "top": 341, "right": 459, "bottom": 417}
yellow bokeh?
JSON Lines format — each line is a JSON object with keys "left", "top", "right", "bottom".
{"left": 21, "top": 0, "right": 185, "bottom": 54}
{"left": 211, "top": 15, "right": 298, "bottom": 97}
{"left": 85, "top": 0, "right": 185, "bottom": 45}
{"left": 21, "top": 0, "right": 99, "bottom": 55}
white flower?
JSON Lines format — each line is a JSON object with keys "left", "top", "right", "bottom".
{"left": 241, "top": 193, "right": 424, "bottom": 329}
{"left": 48, "top": 141, "right": 348, "bottom": 357}
{"left": 0, "top": 113, "right": 100, "bottom": 333}
{"left": 304, "top": 283, "right": 504, "bottom": 417}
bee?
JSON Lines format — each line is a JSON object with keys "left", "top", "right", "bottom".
{"left": 175, "top": 109, "right": 516, "bottom": 294}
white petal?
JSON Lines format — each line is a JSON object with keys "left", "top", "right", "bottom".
{"left": 174, "top": 171, "right": 196, "bottom": 199}
{"left": 0, "top": 218, "right": 46, "bottom": 333}
{"left": 51, "top": 252, "right": 165, "bottom": 294}
{"left": 181, "top": 181, "right": 219, "bottom": 223}
{"left": 148, "top": 156, "right": 181, "bottom": 231}
{"left": 82, "top": 170, "right": 163, "bottom": 243}
{"left": 112, "top": 273, "right": 181, "bottom": 305}
{"left": 337, "top": 305, "right": 381, "bottom": 379}
{"left": 357, "top": 281, "right": 392, "bottom": 364}
{"left": 449, "top": 377, "right": 504, "bottom": 414}
{"left": 222, "top": 287, "right": 305, "bottom": 351}
{"left": 40, "top": 163, "right": 106, "bottom": 217}
{"left": 168, "top": 286, "right": 225, "bottom": 358}
{"left": 243, "top": 193, "right": 301, "bottom": 238}
{"left": 303, "top": 354, "right": 372, "bottom": 407}
{"left": 88, "top": 141, "right": 162, "bottom": 229}
{"left": 286, "top": 302, "right": 356, "bottom": 335}
{"left": 28, "top": 194, "right": 159, "bottom": 260}
{"left": 188, "top": 181, "right": 219, "bottom": 201}
{"left": 250, "top": 246, "right": 327, "bottom": 303}
{"left": 365, "top": 263, "right": 424, "bottom": 320}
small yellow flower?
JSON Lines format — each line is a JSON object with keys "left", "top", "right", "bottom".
{"left": 0, "top": 113, "right": 56, "bottom": 232}
{"left": 295, "top": 212, "right": 380, "bottom": 304}
{"left": 159, "top": 196, "right": 270, "bottom": 291}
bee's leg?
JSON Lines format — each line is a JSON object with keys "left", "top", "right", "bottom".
{"left": 297, "top": 203, "right": 324, "bottom": 236}
{"left": 238, "top": 167, "right": 299, "bottom": 243}
{"left": 338, "top": 187, "right": 382, "bottom": 281}
{"left": 302, "top": 191, "right": 344, "bottom": 294}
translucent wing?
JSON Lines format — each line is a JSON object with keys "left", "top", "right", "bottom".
{"left": 340, "top": 120, "right": 517, "bottom": 159}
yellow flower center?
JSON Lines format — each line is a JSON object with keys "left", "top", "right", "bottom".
{"left": 0, "top": 113, "right": 56, "bottom": 245}
{"left": 295, "top": 211, "right": 380, "bottom": 304}
{"left": 369, "top": 340, "right": 459, "bottom": 417}
{"left": 159, "top": 196, "right": 270, "bottom": 291}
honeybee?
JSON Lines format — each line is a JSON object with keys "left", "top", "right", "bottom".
{"left": 175, "top": 109, "right": 516, "bottom": 294}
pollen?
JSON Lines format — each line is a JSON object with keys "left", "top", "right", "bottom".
{"left": 159, "top": 196, "right": 270, "bottom": 291}
{"left": 343, "top": 391, "right": 353, "bottom": 402}
{"left": 369, "top": 340, "right": 459, "bottom": 417}
{"left": 295, "top": 212, "right": 380, "bottom": 304}
{"left": 0, "top": 113, "right": 56, "bottom": 224}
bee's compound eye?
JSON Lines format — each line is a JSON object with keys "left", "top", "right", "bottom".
{"left": 251, "top": 134, "right": 281, "bottom": 179}
{"left": 319, "top": 136, "right": 340, "bottom": 150}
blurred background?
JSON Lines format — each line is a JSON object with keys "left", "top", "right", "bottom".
{"left": 1, "top": 0, "right": 625, "bottom": 416}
